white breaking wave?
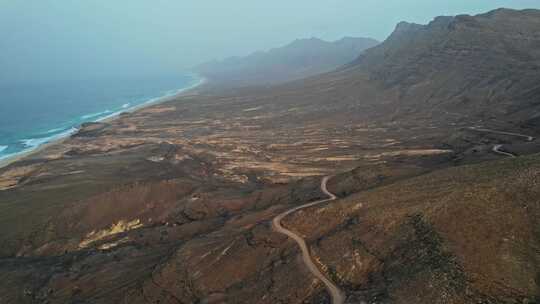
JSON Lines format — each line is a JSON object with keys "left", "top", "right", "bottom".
{"left": 94, "top": 78, "right": 204, "bottom": 122}
{"left": 20, "top": 127, "right": 78, "bottom": 149}
{"left": 134, "top": 77, "right": 207, "bottom": 110}
{"left": 20, "top": 137, "right": 51, "bottom": 149}
{"left": 96, "top": 110, "right": 125, "bottom": 122}
{"left": 45, "top": 127, "right": 65, "bottom": 134}
{"left": 81, "top": 110, "right": 112, "bottom": 120}
{"left": 1, "top": 75, "right": 207, "bottom": 164}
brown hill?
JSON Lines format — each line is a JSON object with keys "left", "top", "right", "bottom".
{"left": 344, "top": 8, "right": 540, "bottom": 124}
{"left": 293, "top": 155, "right": 540, "bottom": 303}
{"left": 195, "top": 36, "right": 379, "bottom": 88}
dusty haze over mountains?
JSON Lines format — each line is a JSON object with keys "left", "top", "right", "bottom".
{"left": 1, "top": 1, "right": 540, "bottom": 83}
{"left": 195, "top": 37, "right": 379, "bottom": 87}
{"left": 1, "top": 3, "right": 540, "bottom": 304}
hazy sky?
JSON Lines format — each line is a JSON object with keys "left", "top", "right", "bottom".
{"left": 1, "top": 0, "right": 539, "bottom": 83}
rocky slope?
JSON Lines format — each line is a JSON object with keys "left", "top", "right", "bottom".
{"left": 344, "top": 8, "right": 540, "bottom": 124}
{"left": 291, "top": 155, "right": 540, "bottom": 303}
{"left": 195, "top": 37, "right": 379, "bottom": 88}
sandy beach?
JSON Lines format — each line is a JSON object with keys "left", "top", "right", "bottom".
{"left": 0, "top": 77, "right": 206, "bottom": 170}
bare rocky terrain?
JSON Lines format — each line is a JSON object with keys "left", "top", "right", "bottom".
{"left": 0, "top": 8, "right": 539, "bottom": 304}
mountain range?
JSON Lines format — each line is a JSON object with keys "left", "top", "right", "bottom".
{"left": 195, "top": 36, "right": 379, "bottom": 87}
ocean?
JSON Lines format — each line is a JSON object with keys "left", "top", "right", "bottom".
{"left": 0, "top": 74, "right": 202, "bottom": 162}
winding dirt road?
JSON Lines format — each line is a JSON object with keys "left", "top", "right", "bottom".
{"left": 272, "top": 176, "right": 346, "bottom": 304}
{"left": 468, "top": 127, "right": 535, "bottom": 158}
{"left": 468, "top": 127, "right": 535, "bottom": 142}
{"left": 492, "top": 144, "right": 516, "bottom": 158}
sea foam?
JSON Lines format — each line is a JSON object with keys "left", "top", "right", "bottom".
{"left": 1, "top": 74, "right": 204, "bottom": 164}
{"left": 45, "top": 127, "right": 65, "bottom": 134}
{"left": 20, "top": 127, "right": 78, "bottom": 149}
{"left": 81, "top": 110, "right": 112, "bottom": 120}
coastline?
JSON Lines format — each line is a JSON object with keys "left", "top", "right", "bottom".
{"left": 100, "top": 75, "right": 206, "bottom": 123}
{"left": 0, "top": 75, "right": 207, "bottom": 170}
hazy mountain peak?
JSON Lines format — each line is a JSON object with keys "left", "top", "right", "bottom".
{"left": 394, "top": 21, "right": 423, "bottom": 32}
{"left": 285, "top": 37, "right": 328, "bottom": 48}
{"left": 195, "top": 36, "right": 379, "bottom": 88}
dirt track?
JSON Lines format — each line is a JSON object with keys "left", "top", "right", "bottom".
{"left": 272, "top": 176, "right": 346, "bottom": 304}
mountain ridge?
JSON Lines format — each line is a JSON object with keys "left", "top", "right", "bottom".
{"left": 195, "top": 36, "right": 379, "bottom": 88}
{"left": 311, "top": 8, "right": 540, "bottom": 128}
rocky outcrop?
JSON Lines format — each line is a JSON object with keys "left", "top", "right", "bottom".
{"left": 73, "top": 122, "right": 109, "bottom": 137}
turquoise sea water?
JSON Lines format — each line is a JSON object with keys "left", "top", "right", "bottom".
{"left": 0, "top": 74, "right": 201, "bottom": 162}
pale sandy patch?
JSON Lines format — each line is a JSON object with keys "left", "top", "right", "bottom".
{"left": 310, "top": 147, "right": 329, "bottom": 152}
{"left": 139, "top": 106, "right": 176, "bottom": 114}
{"left": 324, "top": 156, "right": 358, "bottom": 161}
{"left": 243, "top": 106, "right": 262, "bottom": 112}
{"left": 98, "top": 236, "right": 130, "bottom": 250}
{"left": 0, "top": 165, "right": 38, "bottom": 190}
{"left": 366, "top": 149, "right": 453, "bottom": 159}
{"left": 79, "top": 219, "right": 143, "bottom": 249}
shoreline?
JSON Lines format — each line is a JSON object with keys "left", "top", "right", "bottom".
{"left": 0, "top": 75, "right": 207, "bottom": 170}
{"left": 101, "top": 75, "right": 207, "bottom": 123}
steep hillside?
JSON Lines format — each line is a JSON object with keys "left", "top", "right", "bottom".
{"left": 345, "top": 8, "right": 540, "bottom": 124}
{"left": 195, "top": 37, "right": 379, "bottom": 87}
{"left": 287, "top": 154, "right": 540, "bottom": 303}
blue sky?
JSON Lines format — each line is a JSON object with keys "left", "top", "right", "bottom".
{"left": 1, "top": 0, "right": 539, "bottom": 83}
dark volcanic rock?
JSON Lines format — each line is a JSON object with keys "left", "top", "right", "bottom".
{"left": 73, "top": 122, "right": 109, "bottom": 137}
